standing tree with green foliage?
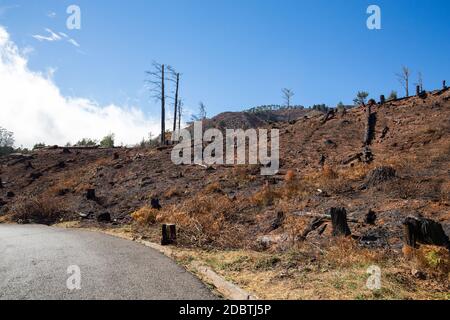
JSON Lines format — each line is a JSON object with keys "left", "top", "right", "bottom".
{"left": 0, "top": 127, "right": 14, "bottom": 156}
{"left": 100, "top": 133, "right": 115, "bottom": 148}
{"left": 75, "top": 138, "right": 98, "bottom": 147}
{"left": 387, "top": 91, "right": 398, "bottom": 101}
{"left": 353, "top": 91, "right": 369, "bottom": 106}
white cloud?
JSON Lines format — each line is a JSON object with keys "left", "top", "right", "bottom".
{"left": 67, "top": 38, "right": 80, "bottom": 48}
{"left": 0, "top": 25, "right": 160, "bottom": 148}
{"left": 33, "top": 28, "right": 61, "bottom": 42}
{"left": 33, "top": 28, "right": 80, "bottom": 48}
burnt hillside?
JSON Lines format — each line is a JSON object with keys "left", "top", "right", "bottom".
{"left": 0, "top": 88, "right": 449, "bottom": 251}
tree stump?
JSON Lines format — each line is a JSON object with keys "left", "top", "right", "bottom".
{"left": 151, "top": 198, "right": 162, "bottom": 210}
{"left": 161, "top": 224, "right": 177, "bottom": 246}
{"left": 270, "top": 211, "right": 285, "bottom": 231}
{"left": 86, "top": 188, "right": 96, "bottom": 201}
{"left": 380, "top": 95, "right": 385, "bottom": 104}
{"left": 365, "top": 209, "right": 377, "bottom": 225}
{"left": 443, "top": 80, "right": 447, "bottom": 90}
{"left": 416, "top": 85, "right": 421, "bottom": 96}
{"left": 403, "top": 216, "right": 450, "bottom": 250}
{"left": 329, "top": 208, "right": 351, "bottom": 237}
{"left": 0, "top": 177, "right": 3, "bottom": 189}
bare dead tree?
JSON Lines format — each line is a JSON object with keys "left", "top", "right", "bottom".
{"left": 396, "top": 66, "right": 410, "bottom": 97}
{"left": 282, "top": 88, "right": 295, "bottom": 122}
{"left": 146, "top": 62, "right": 168, "bottom": 145}
{"left": 167, "top": 66, "right": 181, "bottom": 132}
{"left": 281, "top": 88, "right": 294, "bottom": 109}
{"left": 415, "top": 71, "right": 423, "bottom": 92}
{"left": 192, "top": 102, "right": 207, "bottom": 121}
{"left": 199, "top": 102, "right": 207, "bottom": 120}
{"left": 178, "top": 99, "right": 183, "bottom": 131}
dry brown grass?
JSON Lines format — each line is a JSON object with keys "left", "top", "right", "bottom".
{"left": 8, "top": 196, "right": 66, "bottom": 225}
{"left": 173, "top": 243, "right": 449, "bottom": 300}
{"left": 251, "top": 182, "right": 280, "bottom": 207}
{"left": 131, "top": 206, "right": 158, "bottom": 225}
{"left": 156, "top": 194, "right": 246, "bottom": 249}
{"left": 164, "top": 186, "right": 182, "bottom": 198}
{"left": 322, "top": 238, "right": 389, "bottom": 269}
{"left": 204, "top": 181, "right": 222, "bottom": 194}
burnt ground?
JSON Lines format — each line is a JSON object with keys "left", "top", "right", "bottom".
{"left": 0, "top": 89, "right": 449, "bottom": 253}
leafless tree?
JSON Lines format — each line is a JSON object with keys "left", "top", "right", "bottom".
{"left": 282, "top": 88, "right": 295, "bottom": 108}
{"left": 167, "top": 66, "right": 181, "bottom": 133}
{"left": 282, "top": 88, "right": 295, "bottom": 122}
{"left": 146, "top": 61, "right": 169, "bottom": 145}
{"left": 192, "top": 102, "right": 207, "bottom": 121}
{"left": 178, "top": 99, "right": 183, "bottom": 131}
{"left": 396, "top": 66, "right": 410, "bottom": 97}
{"left": 415, "top": 71, "right": 423, "bottom": 92}
{"left": 199, "top": 102, "right": 207, "bottom": 120}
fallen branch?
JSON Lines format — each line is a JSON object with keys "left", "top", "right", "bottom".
{"left": 291, "top": 211, "right": 359, "bottom": 223}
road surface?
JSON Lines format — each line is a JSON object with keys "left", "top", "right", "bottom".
{"left": 0, "top": 224, "right": 216, "bottom": 300}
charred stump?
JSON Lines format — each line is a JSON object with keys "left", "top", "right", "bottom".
{"left": 443, "top": 80, "right": 447, "bottom": 90}
{"left": 151, "top": 198, "right": 162, "bottom": 210}
{"left": 161, "top": 224, "right": 177, "bottom": 246}
{"left": 416, "top": 85, "right": 421, "bottom": 96}
{"left": 365, "top": 209, "right": 377, "bottom": 225}
{"left": 270, "top": 211, "right": 285, "bottom": 231}
{"left": 403, "top": 216, "right": 450, "bottom": 250}
{"left": 329, "top": 207, "right": 351, "bottom": 237}
{"left": 0, "top": 177, "right": 3, "bottom": 189}
{"left": 86, "top": 188, "right": 96, "bottom": 201}
{"left": 380, "top": 95, "right": 385, "bottom": 104}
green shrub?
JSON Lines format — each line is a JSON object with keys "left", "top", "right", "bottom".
{"left": 100, "top": 133, "right": 115, "bottom": 148}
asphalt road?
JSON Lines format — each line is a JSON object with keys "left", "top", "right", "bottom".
{"left": 0, "top": 224, "right": 216, "bottom": 300}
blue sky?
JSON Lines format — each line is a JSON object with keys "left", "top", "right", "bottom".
{"left": 0, "top": 0, "right": 449, "bottom": 146}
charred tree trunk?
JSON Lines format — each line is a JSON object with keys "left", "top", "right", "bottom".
{"left": 444, "top": 80, "right": 447, "bottom": 90}
{"left": 406, "top": 77, "right": 409, "bottom": 97}
{"left": 363, "top": 102, "right": 376, "bottom": 146}
{"left": 299, "top": 217, "right": 327, "bottom": 240}
{"left": 380, "top": 95, "right": 385, "bottom": 104}
{"left": 416, "top": 85, "right": 421, "bottom": 96}
{"left": 173, "top": 73, "right": 180, "bottom": 132}
{"left": 0, "top": 176, "right": 3, "bottom": 189}
{"left": 329, "top": 207, "right": 351, "bottom": 237}
{"left": 160, "top": 64, "right": 166, "bottom": 145}
{"left": 177, "top": 100, "right": 183, "bottom": 132}
{"left": 161, "top": 224, "right": 177, "bottom": 245}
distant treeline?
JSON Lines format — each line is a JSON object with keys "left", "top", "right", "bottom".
{"left": 245, "top": 104, "right": 305, "bottom": 113}
{"left": 245, "top": 103, "right": 355, "bottom": 114}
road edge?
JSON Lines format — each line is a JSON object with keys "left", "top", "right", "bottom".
{"left": 88, "top": 228, "right": 258, "bottom": 300}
